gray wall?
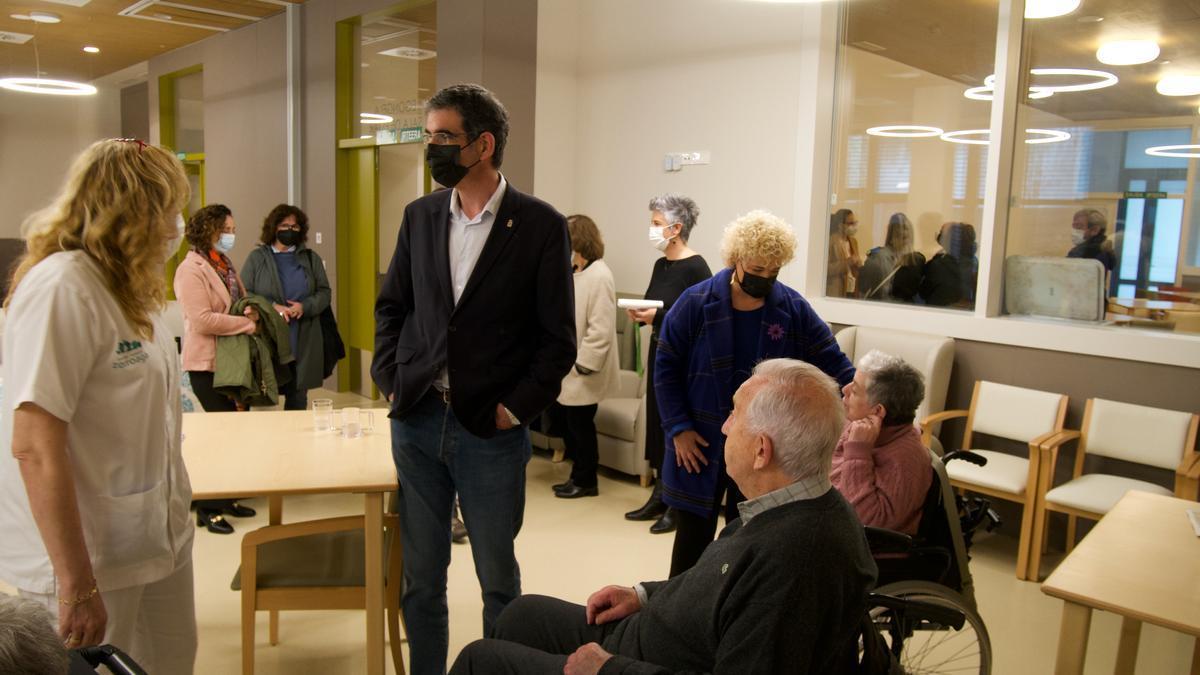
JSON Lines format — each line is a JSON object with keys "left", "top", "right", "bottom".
{"left": 120, "top": 82, "right": 150, "bottom": 141}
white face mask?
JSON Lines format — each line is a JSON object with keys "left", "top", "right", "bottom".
{"left": 649, "top": 225, "right": 675, "bottom": 252}
{"left": 1070, "top": 229, "right": 1087, "bottom": 246}
{"left": 165, "top": 214, "right": 185, "bottom": 262}
{"left": 216, "top": 233, "right": 236, "bottom": 254}
{"left": 844, "top": 225, "right": 859, "bottom": 237}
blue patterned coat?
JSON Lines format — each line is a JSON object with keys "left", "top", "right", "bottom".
{"left": 655, "top": 267, "right": 855, "bottom": 516}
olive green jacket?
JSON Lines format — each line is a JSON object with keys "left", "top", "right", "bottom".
{"left": 214, "top": 294, "right": 294, "bottom": 406}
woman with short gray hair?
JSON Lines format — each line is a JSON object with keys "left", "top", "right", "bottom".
{"left": 623, "top": 194, "right": 712, "bottom": 533}
{"left": 830, "top": 349, "right": 932, "bottom": 535}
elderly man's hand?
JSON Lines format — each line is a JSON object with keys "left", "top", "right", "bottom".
{"left": 564, "top": 643, "right": 612, "bottom": 675}
{"left": 672, "top": 430, "right": 710, "bottom": 474}
{"left": 585, "top": 585, "right": 641, "bottom": 625}
{"left": 846, "top": 412, "right": 882, "bottom": 446}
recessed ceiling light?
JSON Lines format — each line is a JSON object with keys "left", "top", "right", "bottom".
{"left": 377, "top": 46, "right": 437, "bottom": 61}
{"left": 10, "top": 13, "right": 32, "bottom": 21}
{"left": 1155, "top": 75, "right": 1200, "bottom": 97}
{"left": 0, "top": 77, "right": 97, "bottom": 96}
{"left": 29, "top": 11, "right": 62, "bottom": 23}
{"left": 82, "top": 45, "right": 100, "bottom": 53}
{"left": 1076, "top": 15, "right": 1104, "bottom": 23}
{"left": 866, "top": 125, "right": 944, "bottom": 138}
{"left": 1144, "top": 144, "right": 1200, "bottom": 158}
{"left": 1096, "top": 40, "right": 1160, "bottom": 66}
{"left": 1025, "top": 0, "right": 1080, "bottom": 19}
{"left": 360, "top": 112, "right": 393, "bottom": 124}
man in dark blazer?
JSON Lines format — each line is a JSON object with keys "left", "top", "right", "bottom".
{"left": 371, "top": 83, "right": 576, "bottom": 675}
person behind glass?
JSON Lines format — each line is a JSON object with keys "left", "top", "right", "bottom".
{"left": 920, "top": 221, "right": 978, "bottom": 308}
{"left": 173, "top": 204, "right": 260, "bottom": 534}
{"left": 655, "top": 210, "right": 855, "bottom": 577}
{"left": 859, "top": 212, "right": 926, "bottom": 302}
{"left": 552, "top": 215, "right": 619, "bottom": 499}
{"left": 1067, "top": 208, "right": 1115, "bottom": 272}
{"left": 370, "top": 83, "right": 576, "bottom": 675}
{"left": 240, "top": 204, "right": 332, "bottom": 411}
{"left": 623, "top": 194, "right": 711, "bottom": 534}
{"left": 0, "top": 139, "right": 198, "bottom": 672}
{"left": 827, "top": 208, "right": 863, "bottom": 297}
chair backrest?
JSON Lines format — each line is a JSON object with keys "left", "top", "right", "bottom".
{"left": 834, "top": 325, "right": 955, "bottom": 424}
{"left": 1082, "top": 398, "right": 1198, "bottom": 470}
{"left": 967, "top": 381, "right": 1066, "bottom": 445}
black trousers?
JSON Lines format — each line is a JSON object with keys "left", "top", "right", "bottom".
{"left": 668, "top": 469, "right": 745, "bottom": 577}
{"left": 449, "top": 595, "right": 620, "bottom": 674}
{"left": 555, "top": 403, "right": 599, "bottom": 488}
{"left": 279, "top": 361, "right": 308, "bottom": 411}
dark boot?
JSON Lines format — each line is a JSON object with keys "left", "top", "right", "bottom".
{"left": 649, "top": 508, "right": 678, "bottom": 534}
{"left": 625, "top": 482, "right": 667, "bottom": 521}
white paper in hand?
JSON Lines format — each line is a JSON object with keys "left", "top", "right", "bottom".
{"left": 617, "top": 299, "right": 664, "bottom": 310}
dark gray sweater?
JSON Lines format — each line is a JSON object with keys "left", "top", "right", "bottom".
{"left": 600, "top": 489, "right": 877, "bottom": 675}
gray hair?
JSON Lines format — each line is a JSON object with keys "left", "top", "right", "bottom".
{"left": 1073, "top": 208, "right": 1107, "bottom": 234}
{"left": 743, "top": 359, "right": 845, "bottom": 481}
{"left": 856, "top": 350, "right": 925, "bottom": 426}
{"left": 0, "top": 594, "right": 69, "bottom": 675}
{"left": 648, "top": 194, "right": 700, "bottom": 242}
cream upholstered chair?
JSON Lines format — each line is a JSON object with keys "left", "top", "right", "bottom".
{"left": 920, "top": 381, "right": 1067, "bottom": 580}
{"left": 1028, "top": 399, "right": 1199, "bottom": 580}
{"left": 836, "top": 325, "right": 955, "bottom": 450}
{"left": 594, "top": 324, "right": 653, "bottom": 485}
{"left": 232, "top": 498, "right": 406, "bottom": 675}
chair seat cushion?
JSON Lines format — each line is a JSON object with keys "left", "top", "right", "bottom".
{"left": 1045, "top": 475, "right": 1172, "bottom": 515}
{"left": 946, "top": 449, "right": 1029, "bottom": 495}
{"left": 595, "top": 397, "right": 639, "bottom": 442}
{"left": 231, "top": 530, "right": 366, "bottom": 590}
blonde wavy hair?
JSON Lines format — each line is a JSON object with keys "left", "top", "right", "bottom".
{"left": 4, "top": 139, "right": 190, "bottom": 339}
{"left": 719, "top": 209, "right": 797, "bottom": 268}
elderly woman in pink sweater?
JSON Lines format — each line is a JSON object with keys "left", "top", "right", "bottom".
{"left": 830, "top": 350, "right": 931, "bottom": 534}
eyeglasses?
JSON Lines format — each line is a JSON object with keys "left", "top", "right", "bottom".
{"left": 113, "top": 137, "right": 147, "bottom": 152}
{"left": 277, "top": 225, "right": 301, "bottom": 232}
{"left": 421, "top": 131, "right": 470, "bottom": 145}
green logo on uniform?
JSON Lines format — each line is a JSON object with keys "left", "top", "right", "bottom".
{"left": 116, "top": 340, "right": 142, "bottom": 354}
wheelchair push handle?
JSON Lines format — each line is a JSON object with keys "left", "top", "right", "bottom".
{"left": 75, "top": 645, "right": 149, "bottom": 675}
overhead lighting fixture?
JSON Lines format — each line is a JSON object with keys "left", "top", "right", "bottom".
{"left": 360, "top": 112, "right": 393, "bottom": 124}
{"left": 29, "top": 11, "right": 63, "bottom": 23}
{"left": 1025, "top": 0, "right": 1081, "bottom": 19}
{"left": 1096, "top": 40, "right": 1160, "bottom": 66}
{"left": 1145, "top": 144, "right": 1200, "bottom": 158}
{"left": 377, "top": 46, "right": 437, "bottom": 61}
{"left": 1155, "top": 75, "right": 1200, "bottom": 97}
{"left": 866, "top": 125, "right": 944, "bottom": 138}
{"left": 939, "top": 128, "right": 1071, "bottom": 145}
{"left": 964, "top": 85, "right": 1054, "bottom": 100}
{"left": 82, "top": 45, "right": 100, "bottom": 53}
{"left": 0, "top": 77, "right": 97, "bottom": 96}
{"left": 987, "top": 68, "right": 1117, "bottom": 93}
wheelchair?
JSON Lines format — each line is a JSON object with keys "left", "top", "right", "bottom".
{"left": 857, "top": 448, "right": 999, "bottom": 674}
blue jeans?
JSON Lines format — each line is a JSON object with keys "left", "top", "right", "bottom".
{"left": 391, "top": 391, "right": 532, "bottom": 675}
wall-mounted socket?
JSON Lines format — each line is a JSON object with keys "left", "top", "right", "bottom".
{"left": 315, "top": 231, "right": 323, "bottom": 244}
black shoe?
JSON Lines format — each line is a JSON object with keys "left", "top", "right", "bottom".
{"left": 649, "top": 508, "right": 677, "bottom": 534}
{"left": 197, "top": 510, "right": 234, "bottom": 535}
{"left": 222, "top": 501, "right": 257, "bottom": 518}
{"left": 553, "top": 478, "right": 574, "bottom": 493}
{"left": 625, "top": 483, "right": 667, "bottom": 521}
{"left": 555, "top": 484, "right": 598, "bottom": 499}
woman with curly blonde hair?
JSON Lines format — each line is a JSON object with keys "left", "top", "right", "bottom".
{"left": 654, "top": 209, "right": 855, "bottom": 576}
{"left": 0, "top": 139, "right": 199, "bottom": 673}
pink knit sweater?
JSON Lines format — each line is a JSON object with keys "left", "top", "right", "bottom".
{"left": 830, "top": 423, "right": 932, "bottom": 535}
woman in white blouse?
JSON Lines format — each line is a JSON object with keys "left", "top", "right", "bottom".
{"left": 0, "top": 139, "right": 197, "bottom": 673}
{"left": 552, "top": 215, "right": 619, "bottom": 498}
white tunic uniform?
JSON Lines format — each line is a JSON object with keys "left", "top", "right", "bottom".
{"left": 0, "top": 250, "right": 194, "bottom": 594}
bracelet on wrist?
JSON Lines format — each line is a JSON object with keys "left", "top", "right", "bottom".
{"left": 58, "top": 581, "right": 98, "bottom": 607}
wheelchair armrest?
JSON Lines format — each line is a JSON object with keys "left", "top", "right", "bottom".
{"left": 942, "top": 450, "right": 987, "bottom": 467}
{"left": 865, "top": 527, "right": 913, "bottom": 555}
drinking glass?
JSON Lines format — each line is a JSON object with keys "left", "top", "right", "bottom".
{"left": 312, "top": 398, "right": 333, "bottom": 432}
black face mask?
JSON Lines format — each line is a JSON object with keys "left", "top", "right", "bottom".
{"left": 426, "top": 138, "right": 480, "bottom": 188}
{"left": 737, "top": 269, "right": 777, "bottom": 299}
{"left": 276, "top": 230, "right": 301, "bottom": 248}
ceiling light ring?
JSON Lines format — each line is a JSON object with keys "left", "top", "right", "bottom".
{"left": 865, "top": 125, "right": 944, "bottom": 138}
{"left": 1144, "top": 144, "right": 1200, "bottom": 158}
{"left": 939, "top": 128, "right": 1072, "bottom": 145}
{"left": 983, "top": 68, "right": 1118, "bottom": 94}
{"left": 0, "top": 77, "right": 97, "bottom": 96}
{"left": 360, "top": 112, "right": 394, "bottom": 124}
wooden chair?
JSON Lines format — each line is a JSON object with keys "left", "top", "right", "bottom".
{"left": 233, "top": 496, "right": 406, "bottom": 675}
{"left": 920, "top": 380, "right": 1067, "bottom": 581}
{"left": 1028, "top": 399, "right": 1199, "bottom": 581}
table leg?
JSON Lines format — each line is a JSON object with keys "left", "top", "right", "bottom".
{"left": 268, "top": 495, "right": 283, "bottom": 645}
{"left": 1113, "top": 617, "right": 1140, "bottom": 674}
{"left": 365, "top": 492, "right": 384, "bottom": 675}
{"left": 1190, "top": 637, "right": 1200, "bottom": 675}
{"left": 1055, "top": 601, "right": 1092, "bottom": 675}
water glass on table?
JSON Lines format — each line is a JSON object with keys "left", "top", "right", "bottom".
{"left": 339, "top": 407, "right": 374, "bottom": 439}
{"left": 312, "top": 398, "right": 334, "bottom": 431}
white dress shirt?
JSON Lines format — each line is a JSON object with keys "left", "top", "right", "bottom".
{"left": 436, "top": 174, "right": 507, "bottom": 390}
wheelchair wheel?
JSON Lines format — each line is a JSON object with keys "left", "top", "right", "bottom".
{"left": 872, "top": 580, "right": 992, "bottom": 674}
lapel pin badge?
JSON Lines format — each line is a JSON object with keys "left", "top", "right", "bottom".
{"left": 506, "top": 219, "right": 513, "bottom": 229}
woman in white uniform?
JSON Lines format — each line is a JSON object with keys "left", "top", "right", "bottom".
{"left": 0, "top": 138, "right": 198, "bottom": 673}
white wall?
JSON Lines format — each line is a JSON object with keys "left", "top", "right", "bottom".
{"left": 0, "top": 87, "right": 120, "bottom": 238}
{"left": 536, "top": 0, "right": 818, "bottom": 294}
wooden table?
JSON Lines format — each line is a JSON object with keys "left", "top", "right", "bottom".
{"left": 1041, "top": 491, "right": 1200, "bottom": 675}
{"left": 1108, "top": 298, "right": 1200, "bottom": 316}
{"left": 183, "top": 410, "right": 398, "bottom": 675}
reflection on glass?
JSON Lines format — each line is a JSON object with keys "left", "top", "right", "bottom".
{"left": 828, "top": 0, "right": 998, "bottom": 309}
{"left": 349, "top": 1, "right": 437, "bottom": 142}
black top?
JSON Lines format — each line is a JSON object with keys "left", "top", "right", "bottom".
{"left": 1067, "top": 233, "right": 1115, "bottom": 272}
{"left": 643, "top": 255, "right": 712, "bottom": 332}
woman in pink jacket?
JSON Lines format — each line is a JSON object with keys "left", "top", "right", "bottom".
{"left": 173, "top": 203, "right": 260, "bottom": 533}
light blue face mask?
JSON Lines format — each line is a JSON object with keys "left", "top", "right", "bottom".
{"left": 216, "top": 233, "right": 236, "bottom": 253}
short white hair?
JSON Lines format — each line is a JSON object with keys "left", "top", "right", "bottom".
{"left": 743, "top": 359, "right": 845, "bottom": 481}
{"left": 0, "top": 594, "right": 69, "bottom": 675}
